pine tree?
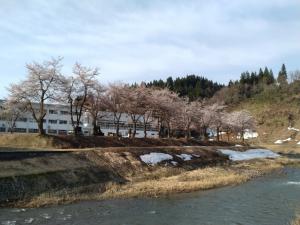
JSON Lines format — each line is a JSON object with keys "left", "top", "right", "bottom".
{"left": 277, "top": 64, "right": 288, "bottom": 86}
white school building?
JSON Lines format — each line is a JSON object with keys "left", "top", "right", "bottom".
{"left": 0, "top": 101, "right": 159, "bottom": 138}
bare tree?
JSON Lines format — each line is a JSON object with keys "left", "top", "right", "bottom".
{"left": 7, "top": 57, "right": 63, "bottom": 135}
{"left": 62, "top": 63, "right": 99, "bottom": 135}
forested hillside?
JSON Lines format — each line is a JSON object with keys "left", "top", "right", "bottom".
{"left": 145, "top": 75, "right": 223, "bottom": 100}
{"left": 146, "top": 64, "right": 300, "bottom": 143}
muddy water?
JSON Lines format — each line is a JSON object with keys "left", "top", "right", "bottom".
{"left": 1, "top": 167, "right": 300, "bottom": 225}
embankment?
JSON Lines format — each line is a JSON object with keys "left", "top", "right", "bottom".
{"left": 0, "top": 133, "right": 236, "bottom": 149}
{"left": 0, "top": 146, "right": 229, "bottom": 207}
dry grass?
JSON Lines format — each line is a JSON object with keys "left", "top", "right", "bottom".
{"left": 100, "top": 158, "right": 286, "bottom": 199}
{"left": 22, "top": 157, "right": 296, "bottom": 208}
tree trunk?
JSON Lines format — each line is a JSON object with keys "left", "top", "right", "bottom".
{"left": 143, "top": 123, "right": 147, "bottom": 138}
{"left": 241, "top": 130, "right": 245, "bottom": 142}
{"left": 203, "top": 127, "right": 208, "bottom": 141}
{"left": 38, "top": 118, "right": 45, "bottom": 135}
{"left": 132, "top": 122, "right": 137, "bottom": 138}
{"left": 93, "top": 120, "right": 98, "bottom": 136}
{"left": 116, "top": 123, "right": 120, "bottom": 137}
{"left": 167, "top": 122, "right": 171, "bottom": 138}
{"left": 185, "top": 126, "right": 190, "bottom": 140}
{"left": 216, "top": 127, "right": 220, "bottom": 142}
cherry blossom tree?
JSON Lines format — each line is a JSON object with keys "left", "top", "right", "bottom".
{"left": 61, "top": 63, "right": 99, "bottom": 135}
{"left": 103, "top": 83, "right": 127, "bottom": 136}
{"left": 85, "top": 81, "right": 106, "bottom": 135}
{"left": 7, "top": 57, "right": 63, "bottom": 135}
{"left": 1, "top": 99, "right": 27, "bottom": 133}
{"left": 207, "top": 103, "right": 226, "bottom": 141}
{"left": 174, "top": 99, "right": 202, "bottom": 139}
{"left": 121, "top": 86, "right": 147, "bottom": 138}
{"left": 140, "top": 87, "right": 156, "bottom": 138}
{"left": 227, "top": 110, "right": 256, "bottom": 142}
{"left": 151, "top": 88, "right": 180, "bottom": 138}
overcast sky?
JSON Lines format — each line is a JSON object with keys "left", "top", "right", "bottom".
{"left": 0, "top": 0, "right": 300, "bottom": 98}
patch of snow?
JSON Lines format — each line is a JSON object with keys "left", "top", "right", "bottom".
{"left": 297, "top": 141, "right": 300, "bottom": 145}
{"left": 219, "top": 149, "right": 280, "bottom": 161}
{"left": 274, "top": 140, "right": 284, "bottom": 144}
{"left": 235, "top": 144, "right": 243, "bottom": 147}
{"left": 209, "top": 138, "right": 214, "bottom": 141}
{"left": 192, "top": 154, "right": 201, "bottom": 157}
{"left": 176, "top": 154, "right": 193, "bottom": 161}
{"left": 274, "top": 137, "right": 292, "bottom": 144}
{"left": 170, "top": 161, "right": 178, "bottom": 166}
{"left": 140, "top": 153, "right": 173, "bottom": 165}
{"left": 288, "top": 127, "right": 300, "bottom": 132}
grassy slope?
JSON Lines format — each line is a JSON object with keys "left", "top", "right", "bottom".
{"left": 232, "top": 90, "right": 300, "bottom": 147}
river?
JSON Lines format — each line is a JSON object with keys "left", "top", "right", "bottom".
{"left": 0, "top": 167, "right": 299, "bottom": 225}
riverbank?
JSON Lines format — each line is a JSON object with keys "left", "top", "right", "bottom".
{"left": 22, "top": 157, "right": 298, "bottom": 208}
{"left": 0, "top": 133, "right": 236, "bottom": 149}
{"left": 1, "top": 144, "right": 298, "bottom": 208}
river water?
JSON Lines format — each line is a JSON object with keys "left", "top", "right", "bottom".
{"left": 0, "top": 167, "right": 300, "bottom": 225}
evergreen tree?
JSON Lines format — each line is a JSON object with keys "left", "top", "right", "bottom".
{"left": 277, "top": 64, "right": 288, "bottom": 86}
{"left": 166, "top": 76, "right": 174, "bottom": 90}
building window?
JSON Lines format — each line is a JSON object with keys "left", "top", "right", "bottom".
{"left": 48, "top": 120, "right": 57, "bottom": 124}
{"left": 59, "top": 120, "right": 68, "bottom": 125}
{"left": 48, "top": 129, "right": 57, "bottom": 134}
{"left": 43, "top": 119, "right": 47, "bottom": 123}
{"left": 49, "top": 110, "right": 58, "bottom": 114}
{"left": 8, "top": 128, "right": 27, "bottom": 133}
{"left": 17, "top": 118, "right": 27, "bottom": 122}
{"left": 60, "top": 111, "right": 69, "bottom": 115}
{"left": 0, "top": 127, "right": 6, "bottom": 132}
{"left": 28, "top": 129, "right": 38, "bottom": 133}
{"left": 58, "top": 130, "right": 67, "bottom": 135}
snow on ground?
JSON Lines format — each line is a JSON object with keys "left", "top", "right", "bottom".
{"left": 274, "top": 137, "right": 292, "bottom": 144}
{"left": 297, "top": 141, "right": 300, "bottom": 145}
{"left": 219, "top": 149, "right": 280, "bottom": 161}
{"left": 140, "top": 153, "right": 173, "bottom": 165}
{"left": 171, "top": 161, "right": 178, "bottom": 166}
{"left": 288, "top": 127, "right": 300, "bottom": 132}
{"left": 235, "top": 144, "right": 243, "bottom": 147}
{"left": 176, "top": 154, "right": 193, "bottom": 161}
